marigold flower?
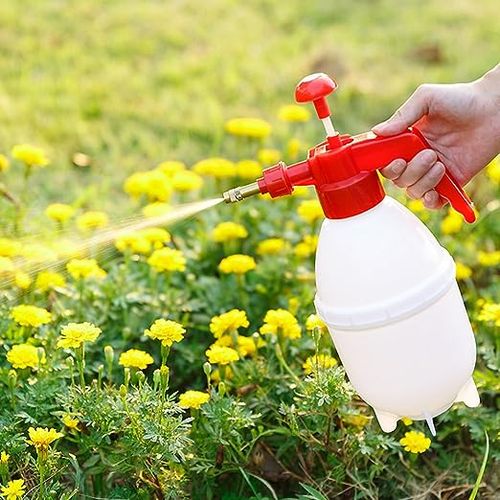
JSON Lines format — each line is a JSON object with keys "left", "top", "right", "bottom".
{"left": 205, "top": 345, "right": 239, "bottom": 365}
{"left": 62, "top": 415, "right": 79, "bottom": 430}
{"left": 287, "top": 138, "right": 303, "bottom": 160}
{"left": 298, "top": 199, "right": 324, "bottom": 223}
{"left": 142, "top": 202, "right": 171, "bottom": 218}
{"left": 477, "top": 250, "right": 500, "bottom": 267}
{"left": 294, "top": 235, "right": 318, "bottom": 258}
{"left": 124, "top": 170, "right": 172, "bottom": 202}
{"left": 225, "top": 117, "right": 271, "bottom": 139}
{"left": 14, "top": 271, "right": 32, "bottom": 290}
{"left": 305, "top": 314, "right": 328, "bottom": 334}
{"left": 342, "top": 413, "right": 372, "bottom": 428}
{"left": 219, "top": 254, "right": 256, "bottom": 275}
{"left": 115, "top": 233, "right": 151, "bottom": 255}
{"left": 0, "top": 238, "right": 21, "bottom": 257}
{"left": 407, "top": 199, "right": 426, "bottom": 214}
{"left": 57, "top": 322, "right": 101, "bottom": 349}
{"left": 145, "top": 319, "right": 185, "bottom": 346}
{"left": 119, "top": 349, "right": 154, "bottom": 370}
{"left": 440, "top": 210, "right": 463, "bottom": 235}
{"left": 156, "top": 160, "right": 186, "bottom": 177}
{"left": 7, "top": 343, "right": 41, "bottom": 369}
{"left": 0, "top": 153, "right": 10, "bottom": 172}
{"left": 0, "top": 256, "right": 15, "bottom": 274}
{"left": 236, "top": 160, "right": 262, "bottom": 180}
{"left": 260, "top": 309, "right": 301, "bottom": 339}
{"left": 139, "top": 227, "right": 171, "bottom": 248}
{"left": 179, "top": 390, "right": 210, "bottom": 409}
{"left": 1, "top": 479, "right": 25, "bottom": 500}
{"left": 35, "top": 271, "right": 66, "bottom": 292}
{"left": 399, "top": 430, "right": 431, "bottom": 454}
{"left": 210, "top": 309, "right": 249, "bottom": 338}
{"left": 486, "top": 156, "right": 500, "bottom": 184}
{"left": 455, "top": 261, "right": 472, "bottom": 281}
{"left": 147, "top": 247, "right": 186, "bottom": 273}
{"left": 11, "top": 144, "right": 49, "bottom": 168}
{"left": 214, "top": 334, "right": 263, "bottom": 357}
{"left": 171, "top": 170, "right": 203, "bottom": 191}
{"left": 0, "top": 451, "right": 9, "bottom": 464}
{"left": 257, "top": 148, "right": 281, "bottom": 166}
{"left": 27, "top": 427, "right": 63, "bottom": 452}
{"left": 193, "top": 157, "right": 236, "bottom": 178}
{"left": 11, "top": 305, "right": 51, "bottom": 328}
{"left": 45, "top": 203, "right": 75, "bottom": 223}
{"left": 212, "top": 222, "right": 248, "bottom": 243}
{"left": 401, "top": 417, "right": 413, "bottom": 426}
{"left": 278, "top": 104, "right": 311, "bottom": 123}
{"left": 66, "top": 258, "right": 106, "bottom": 280}
{"left": 77, "top": 211, "right": 109, "bottom": 232}
{"left": 477, "top": 302, "right": 500, "bottom": 327}
{"left": 302, "top": 353, "right": 337, "bottom": 374}
{"left": 19, "top": 243, "right": 57, "bottom": 264}
{"left": 257, "top": 238, "right": 286, "bottom": 255}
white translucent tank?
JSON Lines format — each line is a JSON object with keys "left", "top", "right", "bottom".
{"left": 314, "top": 196, "right": 480, "bottom": 434}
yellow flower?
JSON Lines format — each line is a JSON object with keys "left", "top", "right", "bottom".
{"left": 455, "top": 261, "right": 472, "bottom": 281}
{"left": 171, "top": 170, "right": 204, "bottom": 191}
{"left": 67, "top": 258, "right": 106, "bottom": 280}
{"left": 119, "top": 349, "right": 154, "bottom": 370}
{"left": 257, "top": 148, "right": 280, "bottom": 166}
{"left": 115, "top": 232, "right": 151, "bottom": 255}
{"left": 287, "top": 138, "right": 303, "bottom": 160}
{"left": 77, "top": 211, "right": 109, "bottom": 232}
{"left": 0, "top": 451, "right": 9, "bottom": 464}
{"left": 139, "top": 227, "right": 171, "bottom": 248}
{"left": 11, "top": 144, "right": 49, "bottom": 168}
{"left": 147, "top": 247, "right": 186, "bottom": 272}
{"left": 179, "top": 390, "right": 210, "bottom": 409}
{"left": 35, "top": 271, "right": 66, "bottom": 292}
{"left": 0, "top": 256, "right": 14, "bottom": 275}
{"left": 278, "top": 104, "right": 311, "bottom": 123}
{"left": 477, "top": 302, "right": 500, "bottom": 327}
{"left": 156, "top": 160, "right": 186, "bottom": 177}
{"left": 0, "top": 238, "right": 21, "bottom": 257}
{"left": 260, "top": 309, "right": 301, "bottom": 339}
{"left": 212, "top": 222, "right": 248, "bottom": 243}
{"left": 7, "top": 344, "right": 41, "bottom": 369}
{"left": 125, "top": 170, "right": 172, "bottom": 202}
{"left": 294, "top": 235, "right": 318, "bottom": 258}
{"left": 302, "top": 354, "right": 337, "bottom": 374}
{"left": 257, "top": 238, "right": 286, "bottom": 256}
{"left": 142, "top": 202, "right": 171, "bottom": 218}
{"left": 193, "top": 158, "right": 236, "bottom": 178}
{"left": 0, "top": 153, "right": 10, "bottom": 172}
{"left": 62, "top": 415, "right": 79, "bottom": 430}
{"left": 399, "top": 431, "right": 431, "bottom": 454}
{"left": 45, "top": 203, "right": 75, "bottom": 223}
{"left": 214, "top": 334, "right": 262, "bottom": 357}
{"left": 236, "top": 160, "right": 262, "bottom": 180}
{"left": 219, "top": 254, "right": 256, "bottom": 275}
{"left": 342, "top": 414, "right": 372, "bottom": 428}
{"left": 145, "top": 319, "right": 185, "bottom": 346}
{"left": 478, "top": 250, "right": 500, "bottom": 267}
{"left": 407, "top": 199, "right": 430, "bottom": 221}
{"left": 57, "top": 322, "right": 102, "bottom": 349}
{"left": 297, "top": 199, "right": 324, "bottom": 223}
{"left": 27, "top": 427, "right": 63, "bottom": 452}
{"left": 1, "top": 479, "right": 25, "bottom": 500}
{"left": 11, "top": 305, "right": 51, "bottom": 328}
{"left": 225, "top": 117, "right": 271, "bottom": 139}
{"left": 486, "top": 156, "right": 500, "bottom": 184}
{"left": 210, "top": 309, "right": 249, "bottom": 338}
{"left": 440, "top": 210, "right": 463, "bottom": 235}
{"left": 205, "top": 345, "right": 239, "bottom": 365}
{"left": 401, "top": 417, "right": 413, "bottom": 426}
{"left": 19, "top": 243, "right": 57, "bottom": 264}
{"left": 14, "top": 271, "right": 32, "bottom": 290}
{"left": 305, "top": 314, "right": 328, "bottom": 334}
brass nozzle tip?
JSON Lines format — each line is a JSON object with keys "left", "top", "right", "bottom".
{"left": 223, "top": 182, "right": 260, "bottom": 203}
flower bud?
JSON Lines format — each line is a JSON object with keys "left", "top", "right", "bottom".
{"left": 8, "top": 369, "right": 17, "bottom": 391}
{"left": 218, "top": 381, "right": 226, "bottom": 397}
{"left": 104, "top": 345, "right": 114, "bottom": 366}
{"left": 119, "top": 384, "right": 127, "bottom": 398}
{"left": 203, "top": 362, "right": 212, "bottom": 378}
{"left": 153, "top": 368, "right": 161, "bottom": 391}
{"left": 135, "top": 370, "right": 146, "bottom": 385}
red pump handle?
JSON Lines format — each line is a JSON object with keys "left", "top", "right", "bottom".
{"left": 350, "top": 128, "right": 476, "bottom": 223}
{"left": 295, "top": 73, "right": 337, "bottom": 119}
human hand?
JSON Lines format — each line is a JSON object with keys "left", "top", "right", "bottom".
{"left": 372, "top": 65, "right": 500, "bottom": 209}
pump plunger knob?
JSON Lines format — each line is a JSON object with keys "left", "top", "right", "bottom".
{"left": 295, "top": 73, "right": 337, "bottom": 119}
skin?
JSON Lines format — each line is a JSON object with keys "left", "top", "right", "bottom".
{"left": 372, "top": 64, "right": 500, "bottom": 209}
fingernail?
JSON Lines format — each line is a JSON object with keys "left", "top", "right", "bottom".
{"left": 424, "top": 191, "right": 436, "bottom": 203}
{"left": 392, "top": 160, "right": 406, "bottom": 175}
{"left": 423, "top": 150, "right": 437, "bottom": 162}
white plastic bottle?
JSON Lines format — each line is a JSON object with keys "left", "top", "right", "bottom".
{"left": 314, "top": 196, "right": 480, "bottom": 434}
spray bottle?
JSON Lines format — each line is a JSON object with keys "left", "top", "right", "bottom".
{"left": 222, "top": 73, "right": 480, "bottom": 435}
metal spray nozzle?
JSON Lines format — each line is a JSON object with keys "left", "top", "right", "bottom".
{"left": 222, "top": 182, "right": 261, "bottom": 203}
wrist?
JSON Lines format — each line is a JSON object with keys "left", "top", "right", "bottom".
{"left": 474, "top": 64, "right": 500, "bottom": 97}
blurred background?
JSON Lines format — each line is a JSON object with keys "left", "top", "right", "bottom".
{"left": 0, "top": 0, "right": 498, "bottom": 210}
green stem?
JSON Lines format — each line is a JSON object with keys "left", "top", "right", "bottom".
{"left": 77, "top": 345, "right": 86, "bottom": 388}
{"left": 274, "top": 341, "right": 301, "bottom": 384}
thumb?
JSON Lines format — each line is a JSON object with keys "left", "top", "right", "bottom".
{"left": 372, "top": 86, "right": 430, "bottom": 136}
